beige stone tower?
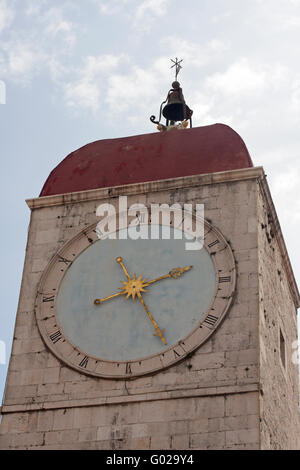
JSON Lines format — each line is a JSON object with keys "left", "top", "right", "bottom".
{"left": 0, "top": 124, "right": 299, "bottom": 450}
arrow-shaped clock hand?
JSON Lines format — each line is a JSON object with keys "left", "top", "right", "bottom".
{"left": 143, "top": 266, "right": 193, "bottom": 287}
{"left": 94, "top": 291, "right": 125, "bottom": 305}
{"left": 136, "top": 291, "right": 167, "bottom": 345}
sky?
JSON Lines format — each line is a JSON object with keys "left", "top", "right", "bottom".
{"left": 1, "top": 0, "right": 300, "bottom": 401}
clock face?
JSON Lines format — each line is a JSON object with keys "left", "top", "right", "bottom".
{"left": 35, "top": 215, "right": 236, "bottom": 378}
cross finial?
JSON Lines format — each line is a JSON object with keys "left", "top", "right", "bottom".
{"left": 171, "top": 58, "right": 183, "bottom": 81}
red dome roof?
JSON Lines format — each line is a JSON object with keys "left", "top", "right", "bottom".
{"left": 40, "top": 124, "right": 253, "bottom": 197}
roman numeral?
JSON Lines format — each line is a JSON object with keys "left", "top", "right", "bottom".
{"left": 132, "top": 212, "right": 146, "bottom": 226}
{"left": 204, "top": 314, "right": 218, "bottom": 327}
{"left": 83, "top": 232, "right": 94, "bottom": 244}
{"left": 42, "top": 295, "right": 55, "bottom": 303}
{"left": 208, "top": 240, "right": 220, "bottom": 248}
{"left": 49, "top": 330, "right": 62, "bottom": 344}
{"left": 79, "top": 356, "right": 89, "bottom": 368}
{"left": 138, "top": 212, "right": 146, "bottom": 223}
{"left": 219, "top": 276, "right": 231, "bottom": 283}
{"left": 173, "top": 349, "right": 181, "bottom": 359}
{"left": 126, "top": 363, "right": 132, "bottom": 375}
{"left": 58, "top": 256, "right": 72, "bottom": 265}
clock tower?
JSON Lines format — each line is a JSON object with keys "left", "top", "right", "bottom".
{"left": 0, "top": 122, "right": 299, "bottom": 450}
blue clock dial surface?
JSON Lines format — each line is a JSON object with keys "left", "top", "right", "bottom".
{"left": 56, "top": 226, "right": 216, "bottom": 362}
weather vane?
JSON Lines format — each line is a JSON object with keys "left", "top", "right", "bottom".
{"left": 171, "top": 58, "right": 183, "bottom": 81}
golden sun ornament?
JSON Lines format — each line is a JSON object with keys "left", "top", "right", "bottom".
{"left": 120, "top": 274, "right": 148, "bottom": 300}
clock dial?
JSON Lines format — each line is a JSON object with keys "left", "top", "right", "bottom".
{"left": 56, "top": 226, "right": 215, "bottom": 361}
{"left": 35, "top": 218, "right": 236, "bottom": 378}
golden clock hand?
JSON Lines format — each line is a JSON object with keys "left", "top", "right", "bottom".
{"left": 116, "top": 256, "right": 131, "bottom": 280}
{"left": 94, "top": 256, "right": 130, "bottom": 305}
{"left": 144, "top": 265, "right": 193, "bottom": 287}
{"left": 94, "top": 290, "right": 126, "bottom": 305}
{"left": 136, "top": 291, "right": 167, "bottom": 345}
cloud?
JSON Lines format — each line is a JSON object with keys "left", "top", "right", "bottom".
{"left": 107, "top": 66, "right": 156, "bottom": 113}
{"left": 25, "top": 0, "right": 48, "bottom": 17}
{"left": 65, "top": 80, "right": 101, "bottom": 112}
{"left": 282, "top": 15, "right": 300, "bottom": 29}
{"left": 291, "top": 77, "right": 300, "bottom": 113}
{"left": 0, "top": 2, "right": 77, "bottom": 85}
{"left": 211, "top": 10, "right": 232, "bottom": 24}
{"left": 42, "top": 7, "right": 76, "bottom": 46}
{"left": 105, "top": 56, "right": 179, "bottom": 122}
{"left": 95, "top": 0, "right": 169, "bottom": 25}
{"left": 133, "top": 0, "right": 170, "bottom": 32}
{"left": 184, "top": 58, "right": 290, "bottom": 128}
{"left": 135, "top": 0, "right": 169, "bottom": 20}
{"left": 1, "top": 39, "right": 47, "bottom": 84}
{"left": 95, "top": 0, "right": 133, "bottom": 15}
{"left": 64, "top": 54, "right": 128, "bottom": 112}
{"left": 250, "top": 0, "right": 300, "bottom": 33}
{"left": 25, "top": 5, "right": 77, "bottom": 46}
{"left": 205, "top": 58, "right": 268, "bottom": 96}
{"left": 160, "top": 36, "right": 231, "bottom": 69}
{"left": 270, "top": 168, "right": 300, "bottom": 226}
{"left": 0, "top": 0, "right": 15, "bottom": 33}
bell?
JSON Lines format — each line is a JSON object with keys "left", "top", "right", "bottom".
{"left": 150, "top": 62, "right": 194, "bottom": 130}
{"left": 162, "top": 81, "right": 192, "bottom": 124}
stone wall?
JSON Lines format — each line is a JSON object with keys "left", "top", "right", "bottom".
{"left": 257, "top": 183, "right": 300, "bottom": 449}
{"left": 0, "top": 168, "right": 276, "bottom": 449}
{"left": 0, "top": 392, "right": 259, "bottom": 450}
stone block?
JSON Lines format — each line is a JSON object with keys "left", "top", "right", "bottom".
{"left": 43, "top": 367, "right": 60, "bottom": 384}
{"left": 225, "top": 392, "right": 259, "bottom": 417}
{"left": 31, "top": 258, "right": 48, "bottom": 273}
{"left": 35, "top": 229, "right": 61, "bottom": 245}
{"left": 150, "top": 435, "right": 171, "bottom": 450}
{"left": 225, "top": 348, "right": 258, "bottom": 367}
{"left": 73, "top": 407, "right": 93, "bottom": 429}
{"left": 37, "top": 383, "right": 64, "bottom": 397}
{"left": 212, "top": 332, "right": 250, "bottom": 352}
{"left": 0, "top": 414, "right": 28, "bottom": 434}
{"left": 190, "top": 431, "right": 225, "bottom": 450}
{"left": 52, "top": 408, "right": 74, "bottom": 431}
{"left": 139, "top": 398, "right": 197, "bottom": 424}
{"left": 171, "top": 434, "right": 190, "bottom": 450}
{"left": 6, "top": 371, "right": 22, "bottom": 387}
{"left": 21, "top": 369, "right": 44, "bottom": 386}
{"left": 37, "top": 411, "right": 54, "bottom": 432}
{"left": 226, "top": 428, "right": 259, "bottom": 446}
{"left": 11, "top": 431, "right": 44, "bottom": 449}
{"left": 0, "top": 434, "right": 13, "bottom": 449}
{"left": 188, "top": 418, "right": 209, "bottom": 434}
{"left": 5, "top": 384, "right": 37, "bottom": 399}
{"left": 60, "top": 366, "right": 87, "bottom": 382}
{"left": 78, "top": 427, "right": 97, "bottom": 442}
{"left": 96, "top": 425, "right": 113, "bottom": 441}
{"left": 190, "top": 352, "right": 225, "bottom": 370}
{"left": 127, "top": 437, "right": 150, "bottom": 450}
{"left": 196, "top": 396, "right": 225, "bottom": 418}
